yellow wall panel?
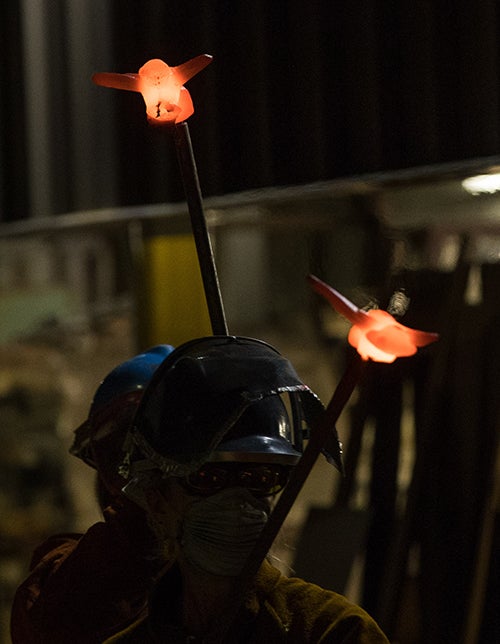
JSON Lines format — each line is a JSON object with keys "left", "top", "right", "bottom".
{"left": 139, "top": 234, "right": 212, "bottom": 348}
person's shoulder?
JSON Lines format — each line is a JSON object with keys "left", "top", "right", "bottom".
{"left": 28, "top": 533, "right": 83, "bottom": 569}
{"left": 102, "top": 614, "right": 150, "bottom": 643}
{"left": 263, "top": 566, "right": 390, "bottom": 643}
{"left": 271, "top": 570, "right": 356, "bottom": 614}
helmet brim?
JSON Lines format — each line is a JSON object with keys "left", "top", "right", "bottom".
{"left": 210, "top": 435, "right": 302, "bottom": 465}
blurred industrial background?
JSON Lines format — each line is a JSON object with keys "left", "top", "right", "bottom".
{"left": 1, "top": 3, "right": 499, "bottom": 643}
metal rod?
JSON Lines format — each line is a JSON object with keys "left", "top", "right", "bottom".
{"left": 172, "top": 121, "right": 228, "bottom": 335}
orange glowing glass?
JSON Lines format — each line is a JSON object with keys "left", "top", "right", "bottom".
{"left": 308, "top": 274, "right": 438, "bottom": 363}
{"left": 92, "top": 54, "right": 212, "bottom": 125}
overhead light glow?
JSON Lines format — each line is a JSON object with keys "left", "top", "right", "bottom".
{"left": 461, "top": 173, "right": 500, "bottom": 195}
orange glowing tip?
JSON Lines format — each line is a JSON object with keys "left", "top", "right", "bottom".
{"left": 92, "top": 54, "right": 212, "bottom": 125}
{"left": 308, "top": 274, "right": 439, "bottom": 363}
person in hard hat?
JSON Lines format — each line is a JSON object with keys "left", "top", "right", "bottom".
{"left": 10, "top": 345, "right": 174, "bottom": 644}
{"left": 102, "top": 336, "right": 389, "bottom": 643}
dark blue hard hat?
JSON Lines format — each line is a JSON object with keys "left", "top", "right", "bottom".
{"left": 71, "top": 344, "right": 175, "bottom": 470}
{"left": 123, "top": 336, "right": 342, "bottom": 479}
{"left": 90, "top": 344, "right": 175, "bottom": 416}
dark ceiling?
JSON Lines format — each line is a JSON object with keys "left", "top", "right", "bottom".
{"left": 2, "top": 2, "right": 500, "bottom": 220}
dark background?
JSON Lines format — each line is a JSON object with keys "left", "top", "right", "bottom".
{"left": 0, "top": 3, "right": 499, "bottom": 643}
{"left": 2, "top": 1, "right": 500, "bottom": 220}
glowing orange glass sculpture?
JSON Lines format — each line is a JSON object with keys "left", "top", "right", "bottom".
{"left": 308, "top": 274, "right": 438, "bottom": 363}
{"left": 92, "top": 54, "right": 212, "bottom": 125}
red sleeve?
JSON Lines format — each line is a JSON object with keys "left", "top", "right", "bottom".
{"left": 10, "top": 504, "right": 161, "bottom": 644}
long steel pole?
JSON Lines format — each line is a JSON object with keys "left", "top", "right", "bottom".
{"left": 172, "top": 121, "right": 228, "bottom": 336}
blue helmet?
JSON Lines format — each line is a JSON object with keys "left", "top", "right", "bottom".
{"left": 90, "top": 345, "right": 175, "bottom": 417}
{"left": 70, "top": 344, "right": 175, "bottom": 471}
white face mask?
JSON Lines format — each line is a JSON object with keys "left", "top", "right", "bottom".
{"left": 180, "top": 487, "right": 270, "bottom": 577}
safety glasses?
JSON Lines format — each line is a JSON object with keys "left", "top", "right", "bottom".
{"left": 181, "top": 462, "right": 291, "bottom": 497}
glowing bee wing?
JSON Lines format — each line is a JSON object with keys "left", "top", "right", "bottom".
{"left": 307, "top": 274, "right": 368, "bottom": 326}
{"left": 91, "top": 72, "right": 141, "bottom": 92}
{"left": 308, "top": 274, "right": 438, "bottom": 363}
{"left": 92, "top": 54, "right": 213, "bottom": 125}
{"left": 172, "top": 54, "right": 213, "bottom": 84}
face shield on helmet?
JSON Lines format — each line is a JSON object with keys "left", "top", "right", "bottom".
{"left": 119, "top": 336, "right": 342, "bottom": 504}
{"left": 211, "top": 394, "right": 300, "bottom": 464}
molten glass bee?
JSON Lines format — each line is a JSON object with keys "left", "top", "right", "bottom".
{"left": 308, "top": 274, "right": 438, "bottom": 363}
{"left": 92, "top": 54, "right": 212, "bottom": 125}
